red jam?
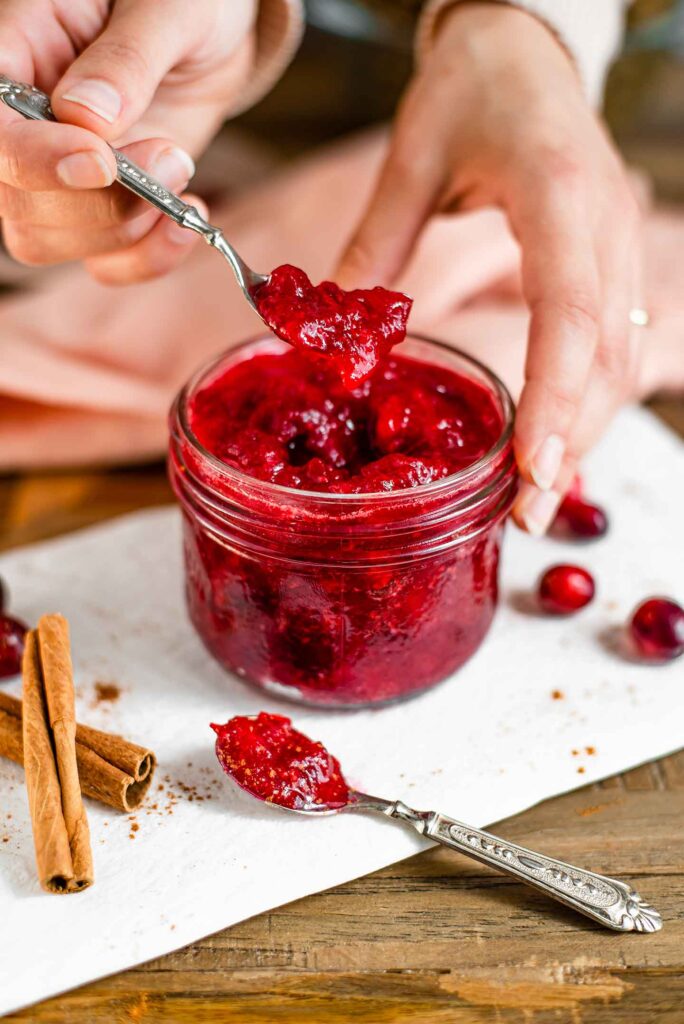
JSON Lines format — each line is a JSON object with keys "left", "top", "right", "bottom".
{"left": 254, "top": 264, "right": 412, "bottom": 387}
{"left": 212, "top": 712, "right": 349, "bottom": 809}
{"left": 170, "top": 336, "right": 516, "bottom": 706}
{"left": 189, "top": 349, "right": 502, "bottom": 493}
{"left": 538, "top": 564, "right": 595, "bottom": 615}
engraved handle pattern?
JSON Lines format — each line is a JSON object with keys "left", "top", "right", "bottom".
{"left": 0, "top": 74, "right": 206, "bottom": 230}
{"left": 113, "top": 152, "right": 192, "bottom": 221}
{"left": 425, "top": 813, "right": 662, "bottom": 932}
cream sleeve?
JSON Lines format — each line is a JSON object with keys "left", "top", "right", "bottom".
{"left": 416, "top": 0, "right": 630, "bottom": 106}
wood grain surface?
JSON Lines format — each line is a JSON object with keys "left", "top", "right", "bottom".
{"left": 0, "top": 396, "right": 682, "bottom": 1023}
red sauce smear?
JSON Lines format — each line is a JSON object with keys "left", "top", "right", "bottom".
{"left": 211, "top": 712, "right": 350, "bottom": 810}
{"left": 253, "top": 264, "right": 412, "bottom": 388}
{"left": 190, "top": 349, "right": 502, "bottom": 494}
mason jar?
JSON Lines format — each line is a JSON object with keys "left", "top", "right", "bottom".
{"left": 169, "top": 335, "right": 516, "bottom": 707}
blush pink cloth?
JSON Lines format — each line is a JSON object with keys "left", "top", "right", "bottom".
{"left": 0, "top": 129, "right": 681, "bottom": 470}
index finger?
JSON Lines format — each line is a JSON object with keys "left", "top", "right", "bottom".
{"left": 508, "top": 177, "right": 601, "bottom": 529}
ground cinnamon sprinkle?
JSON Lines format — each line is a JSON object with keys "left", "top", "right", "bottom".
{"left": 585, "top": 746, "right": 596, "bottom": 755}
{"left": 576, "top": 803, "right": 608, "bottom": 817}
{"left": 134, "top": 772, "right": 221, "bottom": 820}
{"left": 577, "top": 766, "right": 586, "bottom": 774}
{"left": 551, "top": 690, "right": 564, "bottom": 700}
{"left": 94, "top": 682, "right": 120, "bottom": 705}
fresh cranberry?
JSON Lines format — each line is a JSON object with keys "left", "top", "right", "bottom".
{"left": 553, "top": 495, "right": 609, "bottom": 540}
{"left": 629, "top": 598, "right": 684, "bottom": 661}
{"left": 0, "top": 615, "right": 28, "bottom": 679}
{"left": 538, "top": 565, "right": 595, "bottom": 615}
{"left": 212, "top": 712, "right": 350, "bottom": 810}
{"left": 254, "top": 264, "right": 412, "bottom": 388}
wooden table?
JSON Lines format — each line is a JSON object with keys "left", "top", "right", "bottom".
{"left": 1, "top": 397, "right": 682, "bottom": 1023}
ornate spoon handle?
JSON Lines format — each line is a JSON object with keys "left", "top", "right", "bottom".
{"left": 386, "top": 801, "right": 662, "bottom": 932}
{"left": 0, "top": 73, "right": 266, "bottom": 302}
{"left": 0, "top": 74, "right": 205, "bottom": 229}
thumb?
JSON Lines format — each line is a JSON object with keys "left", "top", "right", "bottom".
{"left": 51, "top": 0, "right": 194, "bottom": 141}
{"left": 335, "top": 138, "right": 443, "bottom": 290}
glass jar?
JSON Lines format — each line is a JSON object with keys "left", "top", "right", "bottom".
{"left": 169, "top": 335, "right": 516, "bottom": 708}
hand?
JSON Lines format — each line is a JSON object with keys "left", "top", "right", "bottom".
{"left": 337, "top": 2, "right": 642, "bottom": 534}
{"left": 0, "top": 0, "right": 255, "bottom": 283}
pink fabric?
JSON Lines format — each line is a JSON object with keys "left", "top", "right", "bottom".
{"left": 0, "top": 129, "right": 681, "bottom": 470}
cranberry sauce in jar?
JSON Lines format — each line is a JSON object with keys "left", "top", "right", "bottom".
{"left": 169, "top": 335, "right": 516, "bottom": 707}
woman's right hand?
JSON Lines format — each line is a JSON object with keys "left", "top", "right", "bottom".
{"left": 0, "top": 0, "right": 256, "bottom": 283}
{"left": 337, "top": 2, "right": 643, "bottom": 534}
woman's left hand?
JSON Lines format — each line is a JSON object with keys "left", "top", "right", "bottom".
{"left": 336, "top": 2, "right": 642, "bottom": 535}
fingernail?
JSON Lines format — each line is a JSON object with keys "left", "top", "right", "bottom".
{"left": 530, "top": 434, "right": 565, "bottom": 491}
{"left": 61, "top": 79, "right": 122, "bottom": 124}
{"left": 167, "top": 198, "right": 208, "bottom": 245}
{"left": 56, "top": 151, "right": 115, "bottom": 188}
{"left": 517, "top": 488, "right": 561, "bottom": 536}
{"left": 150, "top": 147, "right": 196, "bottom": 191}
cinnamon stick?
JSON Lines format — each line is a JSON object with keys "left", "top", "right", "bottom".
{"left": 0, "top": 692, "right": 156, "bottom": 813}
{"left": 37, "top": 614, "right": 93, "bottom": 889}
{"left": 22, "top": 629, "right": 91, "bottom": 893}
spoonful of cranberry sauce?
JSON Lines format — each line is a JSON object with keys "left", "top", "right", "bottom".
{"left": 211, "top": 712, "right": 349, "bottom": 811}
{"left": 212, "top": 713, "right": 661, "bottom": 933}
{"left": 253, "top": 265, "right": 412, "bottom": 387}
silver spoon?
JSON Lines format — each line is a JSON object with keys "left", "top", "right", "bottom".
{"left": 236, "top": 778, "right": 662, "bottom": 933}
{"left": 0, "top": 74, "right": 268, "bottom": 311}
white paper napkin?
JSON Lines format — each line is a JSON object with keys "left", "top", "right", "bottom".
{"left": 0, "top": 405, "right": 682, "bottom": 1016}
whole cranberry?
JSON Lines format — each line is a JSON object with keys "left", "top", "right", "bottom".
{"left": 0, "top": 615, "right": 28, "bottom": 679}
{"left": 553, "top": 495, "right": 609, "bottom": 540}
{"left": 629, "top": 598, "right": 684, "bottom": 661}
{"left": 538, "top": 565, "right": 595, "bottom": 615}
